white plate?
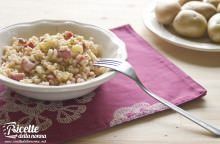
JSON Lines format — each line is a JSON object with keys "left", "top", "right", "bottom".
{"left": 143, "top": 0, "right": 220, "bottom": 52}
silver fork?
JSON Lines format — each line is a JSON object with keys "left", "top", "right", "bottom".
{"left": 94, "top": 58, "right": 220, "bottom": 137}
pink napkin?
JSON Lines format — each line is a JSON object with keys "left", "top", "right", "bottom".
{"left": 0, "top": 25, "right": 206, "bottom": 144}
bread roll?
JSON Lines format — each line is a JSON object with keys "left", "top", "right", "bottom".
{"left": 182, "top": 1, "right": 216, "bottom": 20}
{"left": 155, "top": 0, "right": 181, "bottom": 25}
{"left": 208, "top": 13, "right": 220, "bottom": 42}
{"left": 217, "top": 3, "right": 220, "bottom": 12}
{"left": 204, "top": 0, "right": 220, "bottom": 7}
{"left": 173, "top": 10, "right": 207, "bottom": 38}
{"left": 179, "top": 0, "right": 202, "bottom": 5}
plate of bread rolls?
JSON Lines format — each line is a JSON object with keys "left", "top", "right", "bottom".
{"left": 143, "top": 0, "right": 220, "bottom": 52}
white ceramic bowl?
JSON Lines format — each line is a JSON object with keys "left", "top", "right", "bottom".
{"left": 0, "top": 20, "right": 127, "bottom": 101}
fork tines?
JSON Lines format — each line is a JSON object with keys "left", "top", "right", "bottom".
{"left": 94, "top": 58, "right": 122, "bottom": 66}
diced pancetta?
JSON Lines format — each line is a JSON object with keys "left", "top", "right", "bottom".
{"left": 58, "top": 49, "right": 72, "bottom": 59}
{"left": 10, "top": 73, "right": 25, "bottom": 81}
{"left": 21, "top": 58, "right": 36, "bottom": 72}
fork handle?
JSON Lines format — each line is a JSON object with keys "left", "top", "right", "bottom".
{"left": 136, "top": 80, "right": 220, "bottom": 136}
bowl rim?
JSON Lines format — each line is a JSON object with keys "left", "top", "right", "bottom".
{"left": 0, "top": 19, "right": 127, "bottom": 91}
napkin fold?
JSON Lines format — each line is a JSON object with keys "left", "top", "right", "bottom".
{"left": 0, "top": 25, "right": 206, "bottom": 144}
